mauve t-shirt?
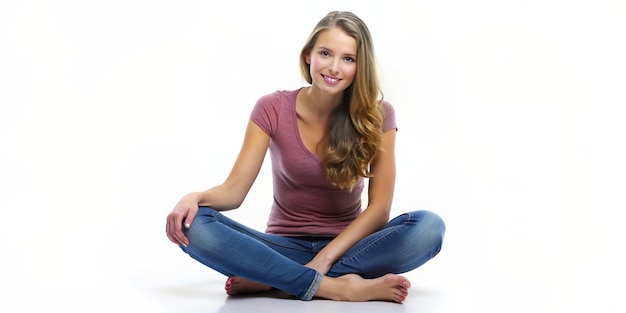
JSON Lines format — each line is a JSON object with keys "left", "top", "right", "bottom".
{"left": 250, "top": 88, "right": 397, "bottom": 236}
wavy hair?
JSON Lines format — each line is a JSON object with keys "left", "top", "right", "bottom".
{"left": 299, "top": 11, "right": 384, "bottom": 191}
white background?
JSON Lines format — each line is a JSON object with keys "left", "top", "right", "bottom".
{"left": 1, "top": 1, "right": 624, "bottom": 312}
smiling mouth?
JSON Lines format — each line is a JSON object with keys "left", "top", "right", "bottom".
{"left": 322, "top": 74, "right": 341, "bottom": 84}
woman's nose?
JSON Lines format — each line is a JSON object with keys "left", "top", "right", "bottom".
{"left": 328, "top": 59, "right": 339, "bottom": 74}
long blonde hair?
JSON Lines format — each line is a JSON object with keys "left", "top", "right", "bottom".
{"left": 299, "top": 11, "right": 384, "bottom": 191}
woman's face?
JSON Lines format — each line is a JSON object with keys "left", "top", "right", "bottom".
{"left": 306, "top": 27, "right": 357, "bottom": 95}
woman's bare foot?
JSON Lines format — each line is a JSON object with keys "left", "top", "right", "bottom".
{"left": 316, "top": 274, "right": 411, "bottom": 303}
{"left": 225, "top": 276, "right": 273, "bottom": 296}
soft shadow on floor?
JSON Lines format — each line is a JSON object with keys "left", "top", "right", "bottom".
{"left": 152, "top": 279, "right": 447, "bottom": 313}
{"left": 218, "top": 296, "right": 409, "bottom": 313}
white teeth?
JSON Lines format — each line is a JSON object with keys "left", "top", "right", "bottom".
{"left": 323, "top": 75, "right": 339, "bottom": 84}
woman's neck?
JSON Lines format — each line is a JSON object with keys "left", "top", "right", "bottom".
{"left": 301, "top": 86, "right": 344, "bottom": 119}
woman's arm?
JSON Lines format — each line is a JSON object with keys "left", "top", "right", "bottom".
{"left": 196, "top": 120, "right": 271, "bottom": 210}
{"left": 166, "top": 120, "right": 270, "bottom": 246}
{"left": 307, "top": 129, "right": 397, "bottom": 274}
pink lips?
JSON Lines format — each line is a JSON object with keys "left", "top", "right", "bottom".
{"left": 322, "top": 74, "right": 341, "bottom": 86}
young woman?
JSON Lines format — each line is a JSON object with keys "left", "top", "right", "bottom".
{"left": 165, "top": 11, "right": 445, "bottom": 303}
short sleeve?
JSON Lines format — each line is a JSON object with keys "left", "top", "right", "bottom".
{"left": 250, "top": 92, "right": 280, "bottom": 137}
{"left": 382, "top": 101, "right": 397, "bottom": 132}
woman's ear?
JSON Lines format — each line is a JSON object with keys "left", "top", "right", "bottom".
{"left": 304, "top": 49, "right": 311, "bottom": 64}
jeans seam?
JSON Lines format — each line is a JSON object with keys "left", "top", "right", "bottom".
{"left": 339, "top": 213, "right": 415, "bottom": 265}
{"left": 212, "top": 210, "right": 313, "bottom": 253}
{"left": 341, "top": 226, "right": 402, "bottom": 264}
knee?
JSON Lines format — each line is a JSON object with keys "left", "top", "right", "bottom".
{"left": 181, "top": 207, "right": 221, "bottom": 252}
{"left": 414, "top": 210, "right": 446, "bottom": 255}
{"left": 418, "top": 210, "right": 446, "bottom": 234}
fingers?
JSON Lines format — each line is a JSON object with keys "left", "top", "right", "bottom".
{"left": 184, "top": 209, "right": 197, "bottom": 230}
{"left": 173, "top": 209, "right": 198, "bottom": 247}
{"left": 166, "top": 212, "right": 189, "bottom": 247}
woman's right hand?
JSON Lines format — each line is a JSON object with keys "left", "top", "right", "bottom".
{"left": 166, "top": 193, "right": 200, "bottom": 247}
{"left": 165, "top": 121, "right": 270, "bottom": 246}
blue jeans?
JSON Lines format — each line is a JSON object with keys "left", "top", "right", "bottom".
{"left": 181, "top": 207, "right": 445, "bottom": 300}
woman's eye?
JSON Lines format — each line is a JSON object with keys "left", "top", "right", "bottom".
{"left": 344, "top": 57, "right": 355, "bottom": 63}
{"left": 320, "top": 51, "right": 330, "bottom": 56}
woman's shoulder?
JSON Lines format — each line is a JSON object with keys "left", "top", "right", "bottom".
{"left": 251, "top": 88, "right": 301, "bottom": 134}
{"left": 380, "top": 99, "right": 397, "bottom": 131}
{"left": 380, "top": 99, "right": 395, "bottom": 117}
{"left": 257, "top": 88, "right": 300, "bottom": 105}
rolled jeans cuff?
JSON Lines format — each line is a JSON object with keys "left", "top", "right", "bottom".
{"left": 301, "top": 271, "right": 323, "bottom": 301}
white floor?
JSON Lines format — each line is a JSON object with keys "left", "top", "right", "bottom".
{"left": 4, "top": 261, "right": 618, "bottom": 313}
{"left": 4, "top": 218, "right": 623, "bottom": 313}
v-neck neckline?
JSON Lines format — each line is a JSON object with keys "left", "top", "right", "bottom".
{"left": 292, "top": 88, "right": 324, "bottom": 163}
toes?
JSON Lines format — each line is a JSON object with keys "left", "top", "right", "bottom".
{"left": 225, "top": 277, "right": 238, "bottom": 294}
{"left": 396, "top": 276, "right": 411, "bottom": 289}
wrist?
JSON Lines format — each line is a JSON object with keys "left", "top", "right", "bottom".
{"left": 315, "top": 250, "right": 337, "bottom": 266}
{"left": 183, "top": 192, "right": 202, "bottom": 204}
